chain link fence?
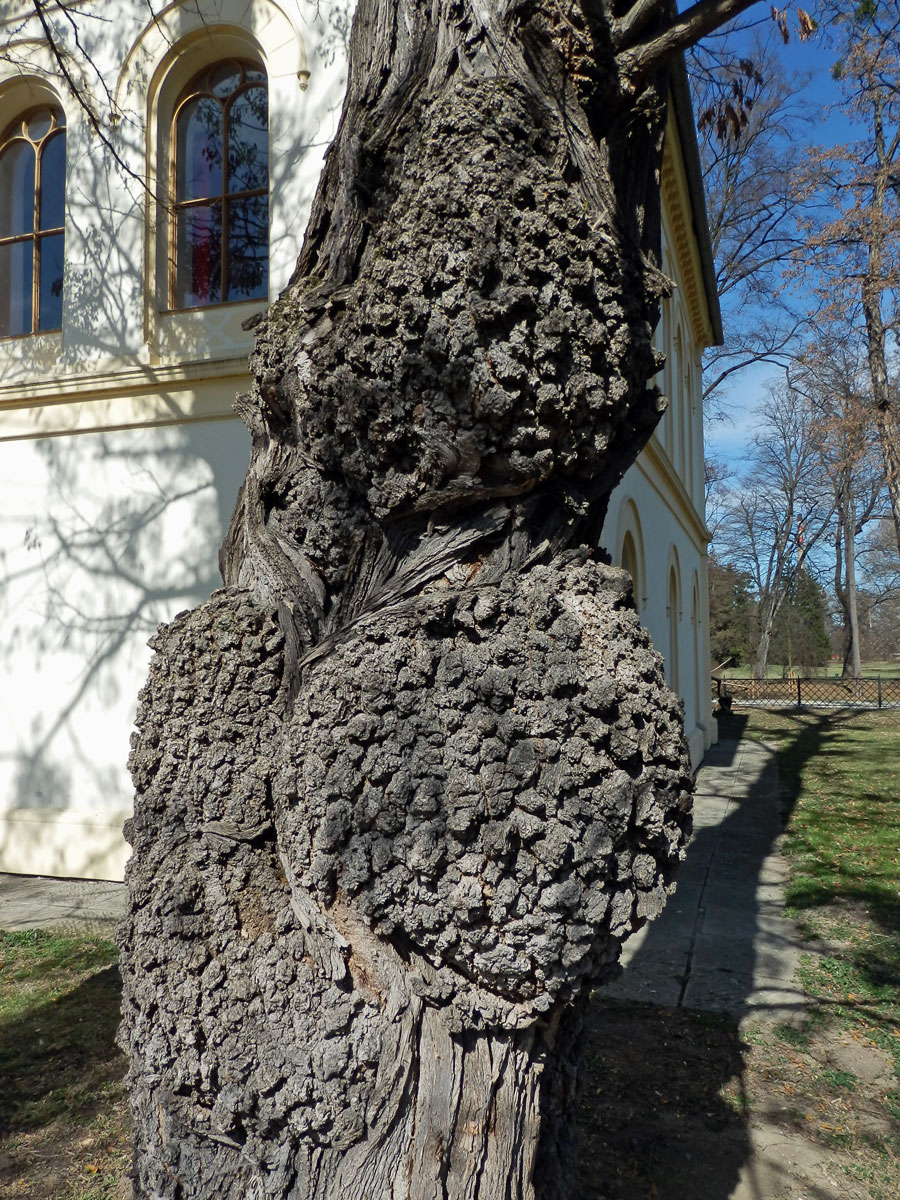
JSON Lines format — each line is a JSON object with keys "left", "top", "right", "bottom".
{"left": 714, "top": 675, "right": 900, "bottom": 710}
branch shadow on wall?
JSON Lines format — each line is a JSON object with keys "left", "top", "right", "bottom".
{"left": 0, "top": 415, "right": 250, "bottom": 878}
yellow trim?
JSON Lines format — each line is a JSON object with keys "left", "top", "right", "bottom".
{"left": 635, "top": 436, "right": 711, "bottom": 548}
{"left": 661, "top": 106, "right": 716, "bottom": 351}
{"left": 0, "top": 360, "right": 248, "bottom": 439}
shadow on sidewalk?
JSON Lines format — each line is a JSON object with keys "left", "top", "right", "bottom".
{"left": 574, "top": 709, "right": 828, "bottom": 1199}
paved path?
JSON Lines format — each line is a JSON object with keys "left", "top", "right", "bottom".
{"left": 606, "top": 733, "right": 804, "bottom": 1025}
{"left": 0, "top": 871, "right": 125, "bottom": 937}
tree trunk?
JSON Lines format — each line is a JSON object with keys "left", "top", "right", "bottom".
{"left": 753, "top": 591, "right": 779, "bottom": 679}
{"left": 862, "top": 91, "right": 900, "bottom": 558}
{"left": 876, "top": 401, "right": 900, "bottom": 559}
{"left": 118, "top": 1, "right": 707, "bottom": 1196}
{"left": 839, "top": 487, "right": 862, "bottom": 680}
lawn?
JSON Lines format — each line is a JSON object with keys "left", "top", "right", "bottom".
{"left": 733, "top": 707, "right": 900, "bottom": 1198}
{"left": 0, "top": 929, "right": 128, "bottom": 1200}
{"left": 718, "top": 660, "right": 900, "bottom": 680}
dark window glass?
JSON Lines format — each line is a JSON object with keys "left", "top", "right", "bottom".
{"left": 26, "top": 111, "right": 52, "bottom": 141}
{"left": 0, "top": 141, "right": 36, "bottom": 239}
{"left": 227, "top": 87, "right": 267, "bottom": 193}
{"left": 0, "top": 239, "right": 33, "bottom": 336}
{"left": 39, "top": 131, "right": 65, "bottom": 230}
{"left": 209, "top": 63, "right": 242, "bottom": 99}
{"left": 172, "top": 61, "right": 268, "bottom": 309}
{"left": 226, "top": 195, "right": 268, "bottom": 301}
{"left": 38, "top": 231, "right": 64, "bottom": 331}
{"left": 0, "top": 108, "right": 65, "bottom": 337}
{"left": 175, "top": 203, "right": 223, "bottom": 307}
{"left": 177, "top": 97, "right": 223, "bottom": 201}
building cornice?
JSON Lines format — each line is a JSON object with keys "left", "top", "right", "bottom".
{"left": 0, "top": 358, "right": 249, "bottom": 439}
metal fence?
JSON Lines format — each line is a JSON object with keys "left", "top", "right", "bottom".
{"left": 714, "top": 675, "right": 900, "bottom": 710}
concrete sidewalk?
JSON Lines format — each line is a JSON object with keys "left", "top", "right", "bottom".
{"left": 0, "top": 732, "right": 803, "bottom": 1024}
{"left": 606, "top": 732, "right": 803, "bottom": 1024}
{"left": 0, "top": 871, "right": 125, "bottom": 937}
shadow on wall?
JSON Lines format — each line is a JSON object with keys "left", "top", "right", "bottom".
{"left": 0, "top": 415, "right": 250, "bottom": 875}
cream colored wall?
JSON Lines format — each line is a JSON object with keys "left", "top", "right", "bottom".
{"left": 0, "top": 407, "right": 248, "bottom": 880}
{"left": 602, "top": 110, "right": 718, "bottom": 768}
{"left": 0, "top": 1, "right": 348, "bottom": 878}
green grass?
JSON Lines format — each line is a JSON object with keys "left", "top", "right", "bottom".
{"left": 741, "top": 708, "right": 900, "bottom": 1077}
{"left": 0, "top": 929, "right": 128, "bottom": 1199}
{"left": 719, "top": 661, "right": 900, "bottom": 679}
{"left": 727, "top": 707, "right": 900, "bottom": 1197}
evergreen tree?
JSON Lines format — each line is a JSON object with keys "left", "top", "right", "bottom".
{"left": 770, "top": 567, "right": 831, "bottom": 673}
{"left": 708, "top": 557, "right": 753, "bottom": 668}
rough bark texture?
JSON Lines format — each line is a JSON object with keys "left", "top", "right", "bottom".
{"left": 119, "top": 1, "right": 699, "bottom": 1196}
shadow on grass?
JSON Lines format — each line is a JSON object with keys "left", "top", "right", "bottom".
{"left": 0, "top": 959, "right": 126, "bottom": 1194}
{"left": 762, "top": 708, "right": 900, "bottom": 975}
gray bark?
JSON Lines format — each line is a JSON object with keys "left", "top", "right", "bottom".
{"left": 116, "top": 1, "right": 721, "bottom": 1195}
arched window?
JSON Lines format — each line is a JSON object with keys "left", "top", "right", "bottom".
{"left": 667, "top": 565, "right": 681, "bottom": 693}
{"left": 171, "top": 60, "right": 268, "bottom": 310}
{"left": 0, "top": 107, "right": 66, "bottom": 338}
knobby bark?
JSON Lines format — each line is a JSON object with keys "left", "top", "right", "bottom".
{"left": 117, "top": 1, "right": 756, "bottom": 1196}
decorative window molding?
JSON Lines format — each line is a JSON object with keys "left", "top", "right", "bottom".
{"left": 616, "top": 498, "right": 647, "bottom": 613}
{"left": 0, "top": 106, "right": 65, "bottom": 339}
{"left": 111, "top": 0, "right": 308, "bottom": 363}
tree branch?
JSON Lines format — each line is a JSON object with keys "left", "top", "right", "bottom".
{"left": 618, "top": 0, "right": 764, "bottom": 90}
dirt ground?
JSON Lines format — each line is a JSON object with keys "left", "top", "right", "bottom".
{"left": 576, "top": 995, "right": 898, "bottom": 1200}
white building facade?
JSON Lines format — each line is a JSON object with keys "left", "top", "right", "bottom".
{"left": 0, "top": 1, "right": 718, "bottom": 882}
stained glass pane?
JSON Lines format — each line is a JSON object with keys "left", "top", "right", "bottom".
{"left": 226, "top": 195, "right": 268, "bottom": 302}
{"left": 175, "top": 203, "right": 222, "bottom": 307}
{"left": 209, "top": 63, "right": 242, "bottom": 99}
{"left": 228, "top": 85, "right": 268, "bottom": 194}
{"left": 38, "top": 232, "right": 64, "bottom": 330}
{"left": 39, "top": 130, "right": 66, "bottom": 231}
{"left": 244, "top": 66, "right": 265, "bottom": 85}
{"left": 176, "top": 97, "right": 223, "bottom": 201}
{"left": 0, "top": 140, "right": 35, "bottom": 238}
{"left": 0, "top": 240, "right": 33, "bottom": 336}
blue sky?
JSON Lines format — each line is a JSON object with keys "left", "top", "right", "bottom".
{"left": 700, "top": 9, "right": 876, "bottom": 471}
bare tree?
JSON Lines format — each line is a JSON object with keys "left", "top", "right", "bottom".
{"left": 714, "top": 380, "right": 833, "bottom": 677}
{"left": 689, "top": 26, "right": 815, "bottom": 412}
{"left": 801, "top": 0, "right": 900, "bottom": 554}
{"left": 792, "top": 340, "right": 887, "bottom": 678}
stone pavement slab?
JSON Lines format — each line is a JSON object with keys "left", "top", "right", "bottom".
{"left": 0, "top": 872, "right": 125, "bottom": 937}
{"left": 605, "top": 734, "right": 804, "bottom": 1025}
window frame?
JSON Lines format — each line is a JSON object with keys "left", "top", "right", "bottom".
{"left": 167, "top": 58, "right": 269, "bottom": 313}
{"left": 0, "top": 105, "right": 66, "bottom": 340}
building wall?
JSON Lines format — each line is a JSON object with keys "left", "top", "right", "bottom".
{"left": 603, "top": 108, "right": 718, "bottom": 768}
{"left": 0, "top": 2, "right": 717, "bottom": 881}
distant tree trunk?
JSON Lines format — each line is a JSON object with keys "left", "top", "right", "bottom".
{"left": 862, "top": 91, "right": 900, "bottom": 558}
{"left": 753, "top": 591, "right": 780, "bottom": 679}
{"left": 116, "top": 0, "right": 757, "bottom": 1196}
{"left": 836, "top": 486, "right": 862, "bottom": 680}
